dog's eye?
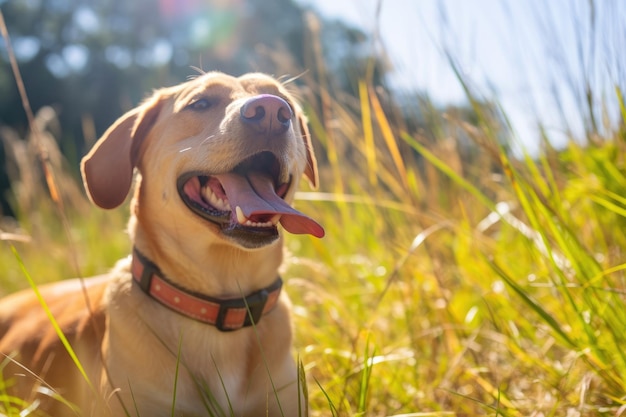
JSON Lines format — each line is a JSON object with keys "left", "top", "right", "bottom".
{"left": 187, "top": 98, "right": 215, "bottom": 111}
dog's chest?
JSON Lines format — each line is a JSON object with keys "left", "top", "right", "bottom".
{"left": 105, "top": 283, "right": 256, "bottom": 414}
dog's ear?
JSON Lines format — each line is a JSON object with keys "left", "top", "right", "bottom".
{"left": 81, "top": 95, "right": 162, "bottom": 209}
{"left": 297, "top": 112, "right": 318, "bottom": 189}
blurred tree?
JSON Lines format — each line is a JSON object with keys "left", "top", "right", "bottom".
{"left": 0, "top": 0, "right": 365, "bottom": 140}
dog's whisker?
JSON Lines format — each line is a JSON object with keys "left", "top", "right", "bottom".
{"left": 188, "top": 66, "right": 206, "bottom": 79}
{"left": 280, "top": 71, "right": 308, "bottom": 86}
{"left": 200, "top": 135, "right": 215, "bottom": 146}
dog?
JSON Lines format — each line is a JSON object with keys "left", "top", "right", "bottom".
{"left": 0, "top": 72, "right": 324, "bottom": 416}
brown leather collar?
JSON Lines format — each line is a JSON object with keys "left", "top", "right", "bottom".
{"left": 131, "top": 249, "right": 282, "bottom": 331}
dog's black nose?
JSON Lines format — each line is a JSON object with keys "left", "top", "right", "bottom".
{"left": 240, "top": 95, "right": 293, "bottom": 135}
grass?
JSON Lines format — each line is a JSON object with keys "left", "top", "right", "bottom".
{"left": 2, "top": 10, "right": 626, "bottom": 417}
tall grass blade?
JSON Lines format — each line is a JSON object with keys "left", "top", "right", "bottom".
{"left": 241, "top": 286, "right": 285, "bottom": 417}
{"left": 589, "top": 194, "right": 626, "bottom": 217}
{"left": 34, "top": 387, "right": 79, "bottom": 416}
{"left": 358, "top": 80, "right": 377, "bottom": 186}
{"left": 8, "top": 244, "right": 94, "bottom": 393}
{"left": 314, "top": 377, "right": 338, "bottom": 417}
{"left": 357, "top": 334, "right": 374, "bottom": 414}
{"left": 0, "top": 356, "right": 16, "bottom": 416}
{"left": 615, "top": 86, "right": 626, "bottom": 124}
{"left": 0, "top": 10, "right": 64, "bottom": 212}
{"left": 128, "top": 381, "right": 141, "bottom": 417}
{"left": 139, "top": 321, "right": 230, "bottom": 416}
{"left": 207, "top": 353, "right": 232, "bottom": 417}
{"left": 443, "top": 388, "right": 514, "bottom": 417}
{"left": 485, "top": 255, "right": 575, "bottom": 347}
{"left": 302, "top": 104, "right": 346, "bottom": 197}
{"left": 400, "top": 132, "right": 496, "bottom": 210}
{"left": 297, "top": 357, "right": 308, "bottom": 417}
{"left": 16, "top": 397, "right": 39, "bottom": 416}
{"left": 368, "top": 85, "right": 409, "bottom": 189}
{"left": 170, "top": 333, "right": 183, "bottom": 417}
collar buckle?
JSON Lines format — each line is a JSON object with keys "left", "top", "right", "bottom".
{"left": 216, "top": 288, "right": 269, "bottom": 332}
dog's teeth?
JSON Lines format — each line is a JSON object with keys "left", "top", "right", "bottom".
{"left": 201, "top": 187, "right": 209, "bottom": 201}
{"left": 234, "top": 206, "right": 276, "bottom": 228}
{"left": 208, "top": 192, "right": 219, "bottom": 207}
{"left": 201, "top": 187, "right": 215, "bottom": 205}
{"left": 217, "top": 198, "right": 229, "bottom": 211}
{"left": 202, "top": 186, "right": 230, "bottom": 211}
{"left": 215, "top": 197, "right": 229, "bottom": 211}
{"left": 236, "top": 206, "right": 248, "bottom": 224}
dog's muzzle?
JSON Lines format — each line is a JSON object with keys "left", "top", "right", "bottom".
{"left": 177, "top": 152, "right": 324, "bottom": 248}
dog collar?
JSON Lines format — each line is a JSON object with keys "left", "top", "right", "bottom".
{"left": 131, "top": 249, "right": 282, "bottom": 331}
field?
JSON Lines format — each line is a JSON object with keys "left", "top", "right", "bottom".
{"left": 2, "top": 13, "right": 626, "bottom": 417}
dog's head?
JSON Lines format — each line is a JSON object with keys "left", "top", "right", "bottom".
{"left": 81, "top": 72, "right": 323, "bottom": 249}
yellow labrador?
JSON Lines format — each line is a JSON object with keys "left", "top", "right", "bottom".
{"left": 0, "top": 72, "right": 323, "bottom": 416}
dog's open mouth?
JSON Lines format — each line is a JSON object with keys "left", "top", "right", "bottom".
{"left": 177, "top": 152, "right": 324, "bottom": 247}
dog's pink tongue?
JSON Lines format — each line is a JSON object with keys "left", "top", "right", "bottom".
{"left": 215, "top": 172, "right": 325, "bottom": 238}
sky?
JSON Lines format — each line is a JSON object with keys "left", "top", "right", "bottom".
{"left": 296, "top": 0, "right": 626, "bottom": 155}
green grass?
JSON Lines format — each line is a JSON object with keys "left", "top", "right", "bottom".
{"left": 2, "top": 17, "right": 626, "bottom": 417}
{"left": 285, "top": 76, "right": 626, "bottom": 415}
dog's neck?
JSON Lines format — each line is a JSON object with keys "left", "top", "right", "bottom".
{"left": 130, "top": 248, "right": 283, "bottom": 330}
{"left": 128, "top": 214, "right": 284, "bottom": 298}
